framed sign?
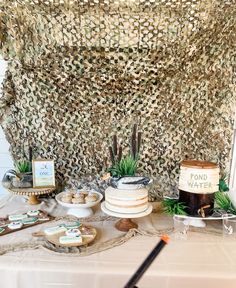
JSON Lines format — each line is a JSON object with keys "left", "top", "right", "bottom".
{"left": 32, "top": 159, "right": 55, "bottom": 188}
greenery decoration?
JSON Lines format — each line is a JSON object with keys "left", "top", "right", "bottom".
{"left": 162, "top": 198, "right": 188, "bottom": 216}
{"left": 163, "top": 174, "right": 233, "bottom": 216}
{"left": 214, "top": 192, "right": 236, "bottom": 215}
{"left": 109, "top": 155, "right": 138, "bottom": 177}
{"left": 108, "top": 124, "right": 142, "bottom": 177}
{"left": 15, "top": 160, "right": 32, "bottom": 174}
{"left": 219, "top": 174, "right": 229, "bottom": 192}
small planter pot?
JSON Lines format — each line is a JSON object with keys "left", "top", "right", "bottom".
{"left": 11, "top": 172, "right": 33, "bottom": 188}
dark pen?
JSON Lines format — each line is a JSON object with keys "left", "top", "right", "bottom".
{"left": 124, "top": 235, "right": 169, "bottom": 288}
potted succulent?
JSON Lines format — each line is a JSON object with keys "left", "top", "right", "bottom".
{"left": 2, "top": 147, "right": 33, "bottom": 189}
{"left": 11, "top": 159, "right": 33, "bottom": 188}
{"left": 107, "top": 124, "right": 151, "bottom": 188}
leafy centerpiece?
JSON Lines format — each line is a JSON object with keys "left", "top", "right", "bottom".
{"left": 108, "top": 123, "right": 140, "bottom": 178}
{"left": 107, "top": 124, "right": 151, "bottom": 189}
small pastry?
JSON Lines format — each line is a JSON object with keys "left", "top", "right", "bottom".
{"left": 72, "top": 195, "right": 85, "bottom": 204}
{"left": 44, "top": 225, "right": 67, "bottom": 236}
{"left": 89, "top": 193, "right": 98, "bottom": 199}
{"left": 9, "top": 214, "right": 27, "bottom": 221}
{"left": 22, "top": 217, "right": 38, "bottom": 225}
{"left": 66, "top": 189, "right": 77, "bottom": 195}
{"left": 61, "top": 196, "right": 72, "bottom": 203}
{"left": 38, "top": 213, "right": 50, "bottom": 221}
{"left": 79, "top": 191, "right": 89, "bottom": 197}
{"left": 66, "top": 228, "right": 81, "bottom": 237}
{"left": 85, "top": 195, "right": 97, "bottom": 203}
{"left": 64, "top": 222, "right": 81, "bottom": 229}
{"left": 27, "top": 210, "right": 40, "bottom": 217}
{"left": 59, "top": 235, "right": 83, "bottom": 245}
{"left": 8, "top": 221, "right": 23, "bottom": 230}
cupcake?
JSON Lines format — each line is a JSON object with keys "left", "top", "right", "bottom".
{"left": 79, "top": 191, "right": 89, "bottom": 197}
{"left": 72, "top": 195, "right": 85, "bottom": 204}
{"left": 85, "top": 194, "right": 97, "bottom": 203}
{"left": 62, "top": 195, "right": 72, "bottom": 203}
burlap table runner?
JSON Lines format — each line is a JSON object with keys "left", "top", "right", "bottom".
{"left": 0, "top": 195, "right": 223, "bottom": 256}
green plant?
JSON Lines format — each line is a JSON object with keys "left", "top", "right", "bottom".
{"left": 219, "top": 174, "right": 229, "bottom": 192}
{"left": 163, "top": 198, "right": 188, "bottom": 216}
{"left": 214, "top": 192, "right": 236, "bottom": 214}
{"left": 15, "top": 160, "right": 32, "bottom": 173}
{"left": 109, "top": 155, "right": 138, "bottom": 177}
{"left": 108, "top": 124, "right": 142, "bottom": 177}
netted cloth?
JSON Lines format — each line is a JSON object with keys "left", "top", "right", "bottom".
{"left": 0, "top": 213, "right": 224, "bottom": 257}
{"left": 0, "top": 0, "right": 236, "bottom": 198}
{"left": 0, "top": 211, "right": 172, "bottom": 256}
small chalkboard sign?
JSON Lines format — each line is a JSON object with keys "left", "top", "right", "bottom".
{"left": 32, "top": 159, "right": 55, "bottom": 188}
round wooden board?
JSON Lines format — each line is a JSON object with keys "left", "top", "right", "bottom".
{"left": 8, "top": 187, "right": 55, "bottom": 196}
{"left": 45, "top": 225, "right": 97, "bottom": 248}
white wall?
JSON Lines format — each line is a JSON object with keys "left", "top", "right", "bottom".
{"left": 0, "top": 57, "right": 13, "bottom": 195}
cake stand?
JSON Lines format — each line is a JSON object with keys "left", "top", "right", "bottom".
{"left": 56, "top": 191, "right": 103, "bottom": 218}
{"left": 101, "top": 202, "right": 153, "bottom": 232}
{"left": 8, "top": 187, "right": 56, "bottom": 205}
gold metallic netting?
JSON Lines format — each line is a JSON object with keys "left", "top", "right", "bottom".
{"left": 0, "top": 0, "right": 236, "bottom": 198}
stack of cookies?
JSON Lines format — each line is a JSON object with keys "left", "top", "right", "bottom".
{"left": 61, "top": 190, "right": 98, "bottom": 204}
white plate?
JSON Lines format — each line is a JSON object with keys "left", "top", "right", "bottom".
{"left": 56, "top": 191, "right": 103, "bottom": 209}
{"left": 101, "top": 202, "right": 153, "bottom": 219}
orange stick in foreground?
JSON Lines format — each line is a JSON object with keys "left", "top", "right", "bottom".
{"left": 124, "top": 235, "right": 169, "bottom": 288}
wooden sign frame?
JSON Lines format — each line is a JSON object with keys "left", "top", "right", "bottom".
{"left": 32, "top": 159, "right": 56, "bottom": 188}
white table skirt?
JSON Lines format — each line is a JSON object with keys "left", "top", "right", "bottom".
{"left": 0, "top": 195, "right": 235, "bottom": 288}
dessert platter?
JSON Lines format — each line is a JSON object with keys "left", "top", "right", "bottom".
{"left": 33, "top": 222, "right": 97, "bottom": 247}
{"left": 0, "top": 210, "right": 54, "bottom": 236}
{"left": 101, "top": 176, "right": 153, "bottom": 231}
{"left": 56, "top": 190, "right": 103, "bottom": 218}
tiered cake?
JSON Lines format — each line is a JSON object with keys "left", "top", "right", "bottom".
{"left": 104, "top": 177, "right": 149, "bottom": 214}
{"left": 178, "top": 160, "right": 219, "bottom": 217}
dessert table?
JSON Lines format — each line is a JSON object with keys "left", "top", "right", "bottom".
{"left": 0, "top": 195, "right": 235, "bottom": 288}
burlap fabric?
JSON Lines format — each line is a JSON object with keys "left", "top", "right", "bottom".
{"left": 0, "top": 196, "right": 223, "bottom": 256}
{"left": 0, "top": 0, "right": 235, "bottom": 198}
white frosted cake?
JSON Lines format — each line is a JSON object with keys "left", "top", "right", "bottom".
{"left": 105, "top": 186, "right": 148, "bottom": 214}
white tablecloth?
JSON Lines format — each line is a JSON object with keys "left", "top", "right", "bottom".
{"left": 0, "top": 195, "right": 235, "bottom": 288}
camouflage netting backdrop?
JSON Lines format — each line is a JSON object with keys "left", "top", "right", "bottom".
{"left": 0, "top": 0, "right": 236, "bottom": 199}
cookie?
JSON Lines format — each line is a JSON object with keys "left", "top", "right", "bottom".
{"left": 66, "top": 228, "right": 81, "bottom": 237}
{"left": 72, "top": 197, "right": 84, "bottom": 204}
{"left": 27, "top": 210, "right": 40, "bottom": 217}
{"left": 79, "top": 191, "right": 89, "bottom": 197}
{"left": 61, "top": 196, "right": 72, "bottom": 203}
{"left": 22, "top": 217, "right": 38, "bottom": 225}
{"left": 85, "top": 195, "right": 97, "bottom": 203}
{"left": 8, "top": 221, "right": 23, "bottom": 230}
{"left": 64, "top": 222, "right": 81, "bottom": 229}
{"left": 9, "top": 214, "right": 27, "bottom": 221}
{"left": 44, "top": 225, "right": 67, "bottom": 236}
{"left": 59, "top": 235, "right": 82, "bottom": 244}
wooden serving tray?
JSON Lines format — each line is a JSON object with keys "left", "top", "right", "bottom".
{"left": 0, "top": 210, "right": 54, "bottom": 237}
{"left": 33, "top": 224, "right": 97, "bottom": 248}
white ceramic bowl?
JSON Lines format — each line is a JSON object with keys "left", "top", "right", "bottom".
{"left": 56, "top": 191, "right": 103, "bottom": 218}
